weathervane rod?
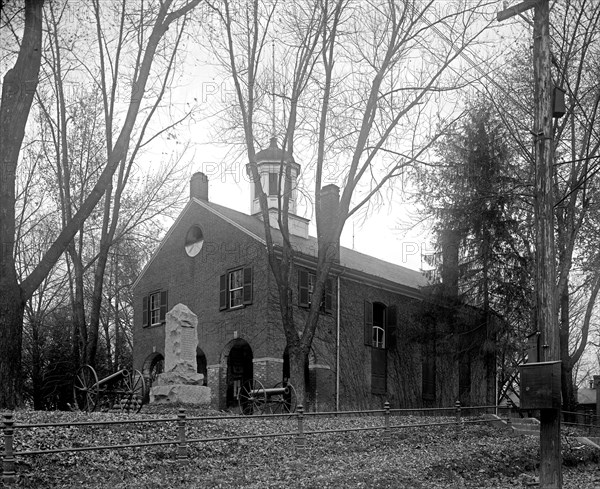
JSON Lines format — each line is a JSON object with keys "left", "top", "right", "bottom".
{"left": 271, "top": 38, "right": 276, "bottom": 138}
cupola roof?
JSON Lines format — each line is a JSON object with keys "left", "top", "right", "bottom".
{"left": 255, "top": 137, "right": 293, "bottom": 163}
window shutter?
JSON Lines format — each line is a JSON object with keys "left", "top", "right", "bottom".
{"left": 364, "top": 300, "right": 373, "bottom": 346}
{"left": 386, "top": 305, "right": 397, "bottom": 350}
{"left": 142, "top": 295, "right": 149, "bottom": 327}
{"left": 243, "top": 267, "right": 253, "bottom": 305}
{"left": 159, "top": 290, "right": 168, "bottom": 322}
{"left": 371, "top": 348, "right": 387, "bottom": 395}
{"left": 219, "top": 274, "right": 227, "bottom": 310}
{"left": 324, "top": 278, "right": 333, "bottom": 314}
{"left": 298, "top": 270, "right": 309, "bottom": 307}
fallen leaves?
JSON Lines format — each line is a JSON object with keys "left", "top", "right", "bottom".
{"left": 2, "top": 407, "right": 600, "bottom": 488}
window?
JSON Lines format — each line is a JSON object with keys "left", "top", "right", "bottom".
{"left": 220, "top": 267, "right": 253, "bottom": 310}
{"left": 268, "top": 172, "right": 279, "bottom": 196}
{"left": 307, "top": 272, "right": 315, "bottom": 305}
{"left": 298, "top": 269, "right": 332, "bottom": 313}
{"left": 142, "top": 290, "right": 168, "bottom": 327}
{"left": 229, "top": 269, "right": 244, "bottom": 308}
{"left": 373, "top": 326, "right": 385, "bottom": 349}
{"left": 184, "top": 225, "right": 204, "bottom": 257}
{"left": 364, "top": 301, "right": 396, "bottom": 349}
{"left": 149, "top": 292, "right": 161, "bottom": 325}
{"left": 364, "top": 301, "right": 397, "bottom": 395}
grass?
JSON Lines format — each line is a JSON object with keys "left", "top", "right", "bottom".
{"left": 2, "top": 406, "right": 600, "bottom": 488}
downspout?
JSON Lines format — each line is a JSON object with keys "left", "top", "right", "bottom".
{"left": 336, "top": 274, "right": 341, "bottom": 412}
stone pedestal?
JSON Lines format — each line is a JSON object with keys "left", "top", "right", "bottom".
{"left": 150, "top": 303, "right": 211, "bottom": 405}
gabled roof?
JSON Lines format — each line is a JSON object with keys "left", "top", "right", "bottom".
{"left": 133, "top": 197, "right": 428, "bottom": 296}
{"left": 196, "top": 199, "right": 428, "bottom": 295}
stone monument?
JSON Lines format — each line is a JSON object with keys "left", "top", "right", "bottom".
{"left": 150, "top": 303, "right": 211, "bottom": 405}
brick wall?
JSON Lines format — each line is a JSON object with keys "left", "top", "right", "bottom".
{"left": 331, "top": 277, "right": 493, "bottom": 410}
{"left": 134, "top": 200, "right": 493, "bottom": 411}
{"left": 134, "top": 201, "right": 274, "bottom": 408}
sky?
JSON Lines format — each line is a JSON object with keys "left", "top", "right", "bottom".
{"left": 144, "top": 0, "right": 526, "bottom": 273}
{"left": 155, "top": 104, "right": 434, "bottom": 273}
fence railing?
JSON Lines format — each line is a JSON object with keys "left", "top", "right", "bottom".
{"left": 561, "top": 409, "right": 600, "bottom": 435}
{"left": 0, "top": 401, "right": 542, "bottom": 485}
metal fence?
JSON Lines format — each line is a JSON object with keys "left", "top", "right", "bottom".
{"left": 0, "top": 401, "right": 536, "bottom": 485}
{"left": 561, "top": 410, "right": 600, "bottom": 435}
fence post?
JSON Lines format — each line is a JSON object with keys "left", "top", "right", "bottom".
{"left": 177, "top": 408, "right": 187, "bottom": 460}
{"left": 383, "top": 401, "right": 391, "bottom": 443}
{"left": 295, "top": 405, "right": 306, "bottom": 454}
{"left": 3, "top": 412, "right": 16, "bottom": 485}
{"left": 455, "top": 400, "right": 461, "bottom": 426}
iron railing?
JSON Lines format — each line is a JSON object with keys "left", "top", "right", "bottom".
{"left": 0, "top": 401, "right": 560, "bottom": 485}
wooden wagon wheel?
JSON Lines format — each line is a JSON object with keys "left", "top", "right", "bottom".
{"left": 73, "top": 365, "right": 99, "bottom": 412}
{"left": 238, "top": 379, "right": 267, "bottom": 415}
{"left": 271, "top": 381, "right": 297, "bottom": 414}
{"left": 118, "top": 369, "right": 146, "bottom": 413}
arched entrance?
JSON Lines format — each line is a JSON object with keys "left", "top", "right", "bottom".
{"left": 142, "top": 352, "right": 164, "bottom": 401}
{"left": 142, "top": 352, "right": 164, "bottom": 386}
{"left": 196, "top": 347, "right": 208, "bottom": 387}
{"left": 223, "top": 339, "right": 253, "bottom": 408}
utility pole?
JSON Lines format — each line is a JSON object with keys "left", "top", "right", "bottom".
{"left": 498, "top": 1, "right": 561, "bottom": 488}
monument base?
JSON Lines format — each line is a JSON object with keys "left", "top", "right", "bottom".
{"left": 150, "top": 384, "right": 211, "bottom": 405}
{"left": 155, "top": 370, "right": 205, "bottom": 386}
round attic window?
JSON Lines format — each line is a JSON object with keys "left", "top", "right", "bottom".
{"left": 184, "top": 225, "right": 204, "bottom": 257}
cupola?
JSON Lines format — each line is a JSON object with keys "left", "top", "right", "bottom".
{"left": 247, "top": 137, "right": 307, "bottom": 238}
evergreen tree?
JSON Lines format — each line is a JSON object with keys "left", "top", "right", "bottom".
{"left": 417, "top": 101, "right": 534, "bottom": 404}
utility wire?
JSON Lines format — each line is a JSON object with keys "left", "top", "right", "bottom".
{"left": 405, "top": 2, "right": 530, "bottom": 114}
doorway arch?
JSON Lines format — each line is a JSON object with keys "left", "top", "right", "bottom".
{"left": 142, "top": 352, "right": 164, "bottom": 402}
{"left": 221, "top": 339, "right": 253, "bottom": 408}
{"left": 142, "top": 352, "right": 164, "bottom": 386}
{"left": 196, "top": 347, "right": 207, "bottom": 386}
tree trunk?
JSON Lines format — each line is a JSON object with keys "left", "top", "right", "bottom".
{"left": 30, "top": 317, "right": 44, "bottom": 410}
{"left": 0, "top": 284, "right": 25, "bottom": 409}
{"left": 559, "top": 284, "right": 576, "bottom": 418}
{"left": 0, "top": 0, "right": 44, "bottom": 409}
{"left": 288, "top": 345, "right": 308, "bottom": 411}
{"left": 68, "top": 245, "right": 88, "bottom": 365}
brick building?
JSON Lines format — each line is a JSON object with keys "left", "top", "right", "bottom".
{"left": 132, "top": 139, "right": 496, "bottom": 410}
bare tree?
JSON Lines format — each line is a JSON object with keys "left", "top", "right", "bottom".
{"left": 551, "top": 0, "right": 600, "bottom": 413}
{"left": 36, "top": 0, "right": 195, "bottom": 370}
{"left": 208, "top": 0, "right": 496, "bottom": 405}
{"left": 479, "top": 0, "right": 600, "bottom": 413}
{"left": 0, "top": 0, "right": 202, "bottom": 409}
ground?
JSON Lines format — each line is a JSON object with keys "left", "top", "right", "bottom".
{"left": 2, "top": 406, "right": 599, "bottom": 488}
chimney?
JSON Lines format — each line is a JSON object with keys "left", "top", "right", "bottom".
{"left": 190, "top": 172, "right": 208, "bottom": 201}
{"left": 318, "top": 184, "right": 340, "bottom": 262}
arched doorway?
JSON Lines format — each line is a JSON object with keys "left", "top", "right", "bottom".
{"left": 223, "top": 339, "right": 253, "bottom": 408}
{"left": 142, "top": 352, "right": 164, "bottom": 401}
{"left": 196, "top": 347, "right": 208, "bottom": 386}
